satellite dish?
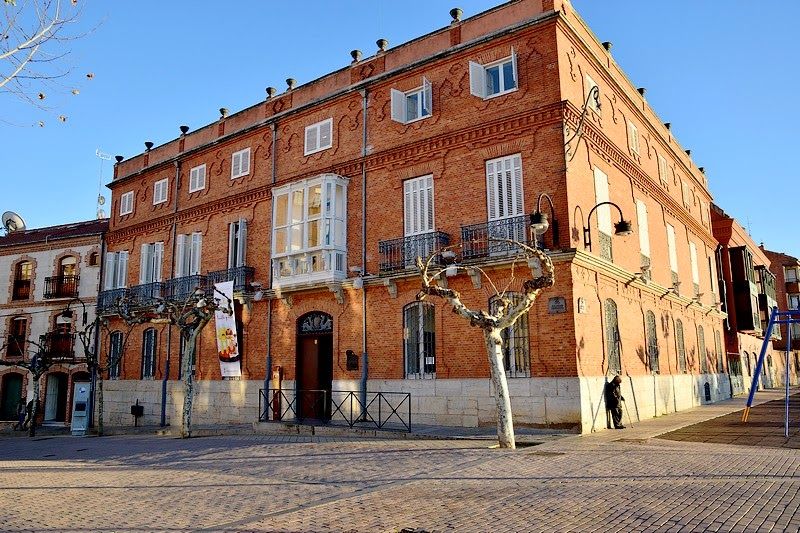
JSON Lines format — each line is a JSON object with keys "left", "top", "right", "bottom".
{"left": 2, "top": 211, "right": 26, "bottom": 234}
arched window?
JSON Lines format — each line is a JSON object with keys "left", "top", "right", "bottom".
{"left": 6, "top": 316, "right": 27, "bottom": 358}
{"left": 88, "top": 252, "right": 100, "bottom": 266}
{"left": 744, "top": 351, "right": 751, "bottom": 376}
{"left": 489, "top": 293, "right": 530, "bottom": 377}
{"left": 141, "top": 328, "right": 157, "bottom": 379}
{"left": 646, "top": 310, "right": 659, "bottom": 373}
{"left": 604, "top": 299, "right": 621, "bottom": 373}
{"left": 697, "top": 325, "right": 707, "bottom": 374}
{"left": 12, "top": 261, "right": 32, "bottom": 300}
{"left": 403, "top": 301, "right": 435, "bottom": 378}
{"left": 109, "top": 331, "right": 123, "bottom": 379}
{"left": 55, "top": 256, "right": 79, "bottom": 298}
{"left": 675, "top": 319, "right": 687, "bottom": 373}
{"left": 714, "top": 330, "right": 723, "bottom": 373}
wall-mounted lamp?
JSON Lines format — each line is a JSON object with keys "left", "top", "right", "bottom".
{"left": 530, "top": 192, "right": 559, "bottom": 249}
{"left": 441, "top": 250, "right": 458, "bottom": 277}
{"left": 582, "top": 201, "right": 633, "bottom": 252}
{"left": 250, "top": 281, "right": 264, "bottom": 302}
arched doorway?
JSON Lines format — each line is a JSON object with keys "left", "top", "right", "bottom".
{"left": 296, "top": 312, "right": 333, "bottom": 420}
{"left": 0, "top": 373, "right": 24, "bottom": 420}
{"left": 44, "top": 372, "right": 69, "bottom": 423}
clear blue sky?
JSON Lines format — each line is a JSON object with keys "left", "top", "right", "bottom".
{"left": 2, "top": 1, "right": 797, "bottom": 256}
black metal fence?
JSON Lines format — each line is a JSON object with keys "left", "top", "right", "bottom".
{"left": 164, "top": 274, "right": 207, "bottom": 303}
{"left": 44, "top": 275, "right": 80, "bottom": 299}
{"left": 461, "top": 215, "right": 530, "bottom": 259}
{"left": 97, "top": 288, "right": 129, "bottom": 315}
{"left": 259, "top": 389, "right": 412, "bottom": 432}
{"left": 207, "top": 266, "right": 255, "bottom": 292}
{"left": 378, "top": 232, "right": 450, "bottom": 272}
{"left": 128, "top": 281, "right": 164, "bottom": 307}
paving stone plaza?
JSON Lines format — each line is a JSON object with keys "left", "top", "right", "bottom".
{"left": 1, "top": 391, "right": 799, "bottom": 532}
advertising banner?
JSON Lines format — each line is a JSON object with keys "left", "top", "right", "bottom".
{"left": 213, "top": 281, "right": 241, "bottom": 377}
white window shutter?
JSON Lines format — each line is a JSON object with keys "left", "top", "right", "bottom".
{"left": 228, "top": 222, "right": 236, "bottom": 269}
{"left": 636, "top": 199, "right": 650, "bottom": 258}
{"left": 238, "top": 219, "right": 247, "bottom": 267}
{"left": 104, "top": 252, "right": 116, "bottom": 290}
{"left": 117, "top": 251, "right": 128, "bottom": 288}
{"left": 425, "top": 176, "right": 434, "bottom": 231}
{"left": 305, "top": 126, "right": 317, "bottom": 153}
{"left": 422, "top": 77, "right": 432, "bottom": 116}
{"left": 486, "top": 161, "right": 498, "bottom": 221}
{"left": 511, "top": 46, "right": 518, "bottom": 84}
{"left": 140, "top": 244, "right": 150, "bottom": 284}
{"left": 320, "top": 121, "right": 332, "bottom": 148}
{"left": 191, "top": 233, "right": 202, "bottom": 275}
{"left": 241, "top": 149, "right": 250, "bottom": 175}
{"left": 231, "top": 152, "right": 241, "bottom": 178}
{"left": 469, "top": 61, "right": 485, "bottom": 99}
{"left": 690, "top": 242, "right": 700, "bottom": 284}
{"left": 593, "top": 167, "right": 612, "bottom": 234}
{"left": 390, "top": 89, "right": 406, "bottom": 123}
{"left": 666, "top": 224, "right": 678, "bottom": 273}
{"left": 175, "top": 235, "right": 186, "bottom": 277}
{"left": 403, "top": 180, "right": 413, "bottom": 236}
{"left": 512, "top": 155, "right": 523, "bottom": 215}
{"left": 154, "top": 242, "right": 164, "bottom": 282}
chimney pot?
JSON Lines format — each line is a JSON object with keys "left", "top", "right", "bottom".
{"left": 664, "top": 122, "right": 671, "bottom": 130}
{"left": 350, "top": 49, "right": 362, "bottom": 63}
{"left": 179, "top": 125, "right": 189, "bottom": 135}
{"left": 115, "top": 155, "right": 124, "bottom": 163}
{"left": 602, "top": 41, "right": 613, "bottom": 52}
{"left": 449, "top": 7, "right": 463, "bottom": 22}
{"left": 376, "top": 38, "right": 388, "bottom": 53}
{"left": 266, "top": 86, "right": 277, "bottom": 99}
{"left": 638, "top": 87, "right": 646, "bottom": 96}
{"left": 286, "top": 78, "right": 297, "bottom": 91}
{"left": 144, "top": 141, "right": 154, "bottom": 151}
{"left": 219, "top": 107, "right": 228, "bottom": 118}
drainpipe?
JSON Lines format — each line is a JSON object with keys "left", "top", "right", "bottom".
{"left": 264, "top": 122, "right": 278, "bottom": 399}
{"left": 360, "top": 88, "right": 368, "bottom": 412}
{"left": 161, "top": 160, "right": 181, "bottom": 426}
{"left": 88, "top": 232, "right": 106, "bottom": 428}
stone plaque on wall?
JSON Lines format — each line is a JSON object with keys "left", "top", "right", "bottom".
{"left": 548, "top": 296, "right": 567, "bottom": 314}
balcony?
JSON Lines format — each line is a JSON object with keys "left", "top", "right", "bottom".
{"left": 39, "top": 332, "right": 76, "bottom": 362}
{"left": 378, "top": 232, "right": 451, "bottom": 273}
{"left": 128, "top": 282, "right": 164, "bottom": 308}
{"left": 461, "top": 216, "right": 530, "bottom": 260}
{"left": 97, "top": 288, "right": 129, "bottom": 315}
{"left": 44, "top": 275, "right": 80, "bottom": 299}
{"left": 5, "top": 335, "right": 25, "bottom": 358}
{"left": 164, "top": 274, "right": 207, "bottom": 303}
{"left": 11, "top": 280, "right": 30, "bottom": 301}
{"left": 207, "top": 266, "right": 255, "bottom": 293}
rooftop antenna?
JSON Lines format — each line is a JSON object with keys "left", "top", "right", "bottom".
{"left": 95, "top": 149, "right": 112, "bottom": 219}
{"left": 2, "top": 211, "right": 27, "bottom": 235}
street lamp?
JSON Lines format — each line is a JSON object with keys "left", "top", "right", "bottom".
{"left": 529, "top": 193, "right": 559, "bottom": 249}
{"left": 582, "top": 201, "right": 633, "bottom": 252}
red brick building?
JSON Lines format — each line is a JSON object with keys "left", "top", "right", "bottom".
{"left": 761, "top": 247, "right": 800, "bottom": 386}
{"left": 99, "top": 0, "right": 726, "bottom": 432}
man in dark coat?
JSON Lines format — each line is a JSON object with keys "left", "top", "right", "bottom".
{"left": 605, "top": 375, "right": 625, "bottom": 429}
{"left": 13, "top": 397, "right": 26, "bottom": 430}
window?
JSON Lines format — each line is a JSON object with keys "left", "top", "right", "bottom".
{"left": 469, "top": 48, "right": 517, "bottom": 99}
{"left": 657, "top": 154, "right": 668, "bottom": 187}
{"left": 88, "top": 252, "right": 100, "bottom": 266}
{"left": 585, "top": 74, "right": 600, "bottom": 112}
{"left": 646, "top": 310, "right": 659, "bottom": 373}
{"left": 490, "top": 293, "right": 530, "bottom": 377}
{"left": 789, "top": 294, "right": 800, "bottom": 310}
{"left": 401, "top": 175, "right": 435, "bottom": 266}
{"left": 714, "top": 330, "right": 723, "bottom": 373}
{"left": 6, "top": 317, "right": 27, "bottom": 358}
{"left": 304, "top": 119, "right": 333, "bottom": 155}
{"left": 675, "top": 319, "right": 687, "bottom": 373}
{"left": 786, "top": 267, "right": 799, "bottom": 283}
{"left": 391, "top": 78, "right": 432, "bottom": 124}
{"left": 153, "top": 178, "right": 169, "bottom": 205}
{"left": 228, "top": 219, "right": 248, "bottom": 269}
{"left": 12, "top": 261, "right": 32, "bottom": 300}
{"left": 604, "top": 299, "right": 621, "bottom": 373}
{"left": 627, "top": 121, "right": 640, "bottom": 156}
{"left": 103, "top": 251, "right": 129, "bottom": 289}
{"left": 635, "top": 199, "right": 650, "bottom": 277}
{"left": 139, "top": 242, "right": 164, "bottom": 284}
{"left": 593, "top": 167, "right": 612, "bottom": 261}
{"left": 666, "top": 224, "right": 678, "bottom": 288}
{"left": 689, "top": 242, "right": 700, "bottom": 297}
{"left": 176, "top": 233, "right": 202, "bottom": 277}
{"left": 189, "top": 164, "right": 206, "bottom": 193}
{"left": 231, "top": 148, "right": 251, "bottom": 179}
{"left": 680, "top": 180, "right": 690, "bottom": 209}
{"left": 272, "top": 174, "right": 348, "bottom": 286}
{"left": 697, "top": 325, "right": 708, "bottom": 373}
{"left": 141, "top": 328, "right": 156, "bottom": 379}
{"left": 109, "top": 331, "right": 123, "bottom": 380}
{"left": 120, "top": 191, "right": 134, "bottom": 216}
{"left": 485, "top": 154, "right": 526, "bottom": 252}
{"left": 404, "top": 301, "right": 435, "bottom": 378}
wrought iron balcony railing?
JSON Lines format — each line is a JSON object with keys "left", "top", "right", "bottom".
{"left": 97, "top": 288, "right": 129, "bottom": 315}
{"left": 164, "top": 274, "right": 207, "bottom": 303}
{"left": 12, "top": 280, "right": 30, "bottom": 301}
{"left": 44, "top": 275, "right": 80, "bottom": 299}
{"left": 39, "top": 332, "right": 76, "bottom": 362}
{"left": 128, "top": 282, "right": 164, "bottom": 308}
{"left": 206, "top": 266, "right": 255, "bottom": 293}
{"left": 378, "top": 231, "right": 450, "bottom": 273}
{"left": 461, "top": 215, "right": 531, "bottom": 260}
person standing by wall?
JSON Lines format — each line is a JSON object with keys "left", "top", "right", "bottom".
{"left": 605, "top": 375, "right": 625, "bottom": 429}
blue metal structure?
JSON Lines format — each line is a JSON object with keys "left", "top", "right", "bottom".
{"left": 742, "top": 307, "right": 800, "bottom": 437}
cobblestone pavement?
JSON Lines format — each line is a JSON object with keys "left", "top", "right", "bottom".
{"left": 1, "top": 395, "right": 799, "bottom": 532}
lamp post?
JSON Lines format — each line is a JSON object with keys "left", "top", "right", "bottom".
{"left": 582, "top": 201, "right": 633, "bottom": 252}
{"left": 529, "top": 193, "right": 559, "bottom": 249}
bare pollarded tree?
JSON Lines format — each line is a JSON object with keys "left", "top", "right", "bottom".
{"left": 1, "top": 0, "right": 92, "bottom": 123}
{"left": 417, "top": 240, "right": 555, "bottom": 449}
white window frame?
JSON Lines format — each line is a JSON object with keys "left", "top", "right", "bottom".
{"left": 404, "top": 175, "right": 435, "bottom": 237}
{"left": 153, "top": 178, "right": 169, "bottom": 205}
{"left": 404, "top": 301, "right": 436, "bottom": 379}
{"left": 666, "top": 224, "right": 678, "bottom": 276}
{"left": 469, "top": 48, "right": 518, "bottom": 100}
{"left": 681, "top": 180, "right": 690, "bottom": 209}
{"left": 391, "top": 78, "right": 432, "bottom": 124}
{"left": 189, "top": 164, "right": 206, "bottom": 193}
{"left": 304, "top": 118, "right": 333, "bottom": 156}
{"left": 585, "top": 74, "right": 600, "bottom": 112}
{"left": 175, "top": 233, "right": 202, "bottom": 277}
{"left": 139, "top": 242, "right": 164, "bottom": 284}
{"left": 228, "top": 219, "right": 248, "bottom": 269}
{"left": 689, "top": 241, "right": 700, "bottom": 286}
{"left": 486, "top": 154, "right": 524, "bottom": 221}
{"left": 788, "top": 294, "right": 800, "bottom": 310}
{"left": 635, "top": 199, "right": 650, "bottom": 259}
{"left": 104, "top": 251, "right": 129, "bottom": 290}
{"left": 627, "top": 120, "right": 640, "bottom": 156}
{"left": 593, "top": 167, "right": 612, "bottom": 235}
{"left": 231, "top": 148, "right": 251, "bottom": 179}
{"left": 119, "top": 191, "right": 134, "bottom": 216}
{"left": 786, "top": 267, "right": 798, "bottom": 283}
{"left": 657, "top": 153, "right": 668, "bottom": 186}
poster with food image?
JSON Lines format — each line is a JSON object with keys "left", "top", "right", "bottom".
{"left": 213, "top": 281, "right": 242, "bottom": 377}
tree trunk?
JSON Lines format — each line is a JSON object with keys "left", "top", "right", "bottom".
{"left": 180, "top": 326, "right": 202, "bottom": 439}
{"left": 97, "top": 375, "right": 104, "bottom": 436}
{"left": 28, "top": 375, "right": 40, "bottom": 438}
{"left": 485, "top": 328, "right": 515, "bottom": 449}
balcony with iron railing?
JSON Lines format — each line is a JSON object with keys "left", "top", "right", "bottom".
{"left": 5, "top": 335, "right": 25, "bottom": 359}
{"left": 378, "top": 232, "right": 450, "bottom": 273}
{"left": 461, "top": 215, "right": 531, "bottom": 260}
{"left": 44, "top": 275, "right": 80, "bottom": 299}
{"left": 206, "top": 266, "right": 255, "bottom": 293}
{"left": 164, "top": 274, "right": 207, "bottom": 303}
{"left": 11, "top": 279, "right": 30, "bottom": 301}
{"left": 128, "top": 282, "right": 164, "bottom": 308}
{"left": 97, "top": 288, "right": 128, "bottom": 315}
{"left": 39, "top": 332, "right": 77, "bottom": 362}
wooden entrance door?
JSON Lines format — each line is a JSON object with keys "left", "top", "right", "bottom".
{"left": 296, "top": 312, "right": 333, "bottom": 420}
{"left": 0, "top": 374, "right": 23, "bottom": 420}
{"left": 44, "top": 373, "right": 68, "bottom": 422}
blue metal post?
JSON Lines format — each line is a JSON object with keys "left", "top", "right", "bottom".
{"left": 743, "top": 307, "right": 777, "bottom": 420}
{"left": 786, "top": 325, "right": 792, "bottom": 438}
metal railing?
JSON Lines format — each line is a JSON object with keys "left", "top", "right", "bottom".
{"left": 11, "top": 280, "right": 30, "bottom": 301}
{"left": 97, "top": 288, "right": 129, "bottom": 315}
{"left": 378, "top": 232, "right": 450, "bottom": 273}
{"left": 39, "top": 332, "right": 77, "bottom": 362}
{"left": 164, "top": 274, "right": 207, "bottom": 303}
{"left": 5, "top": 335, "right": 25, "bottom": 358}
{"left": 206, "top": 266, "right": 255, "bottom": 292}
{"left": 461, "top": 215, "right": 530, "bottom": 259}
{"left": 44, "top": 275, "right": 80, "bottom": 299}
{"left": 128, "top": 282, "right": 164, "bottom": 308}
{"left": 259, "top": 389, "right": 412, "bottom": 432}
